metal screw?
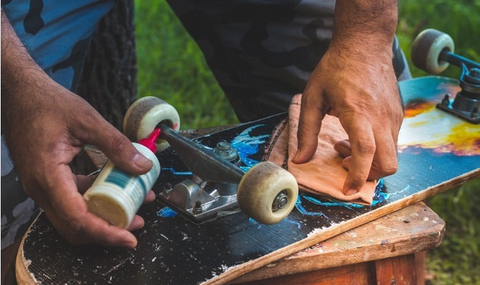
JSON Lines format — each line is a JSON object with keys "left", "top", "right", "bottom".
{"left": 162, "top": 183, "right": 173, "bottom": 196}
{"left": 441, "top": 94, "right": 450, "bottom": 106}
{"left": 193, "top": 201, "right": 203, "bottom": 214}
{"left": 272, "top": 190, "right": 288, "bottom": 212}
{"left": 214, "top": 140, "right": 240, "bottom": 164}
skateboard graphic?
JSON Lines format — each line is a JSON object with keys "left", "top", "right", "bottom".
{"left": 16, "top": 30, "right": 480, "bottom": 284}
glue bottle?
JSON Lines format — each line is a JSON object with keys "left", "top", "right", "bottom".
{"left": 83, "top": 129, "right": 161, "bottom": 229}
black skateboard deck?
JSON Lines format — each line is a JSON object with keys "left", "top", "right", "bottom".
{"left": 17, "top": 76, "right": 480, "bottom": 285}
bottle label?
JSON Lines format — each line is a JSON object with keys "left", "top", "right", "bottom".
{"left": 88, "top": 143, "right": 161, "bottom": 211}
{"left": 103, "top": 167, "right": 149, "bottom": 206}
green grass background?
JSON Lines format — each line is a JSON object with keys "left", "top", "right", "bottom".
{"left": 134, "top": 1, "right": 480, "bottom": 284}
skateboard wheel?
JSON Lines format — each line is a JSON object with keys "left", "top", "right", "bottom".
{"left": 123, "top": 96, "right": 180, "bottom": 152}
{"left": 411, "top": 29, "right": 455, "bottom": 74}
{"left": 237, "top": 161, "right": 298, "bottom": 224}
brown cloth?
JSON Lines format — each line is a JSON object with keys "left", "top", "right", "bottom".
{"left": 266, "top": 94, "right": 376, "bottom": 205}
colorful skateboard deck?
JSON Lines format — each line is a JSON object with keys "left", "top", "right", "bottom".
{"left": 17, "top": 76, "right": 480, "bottom": 285}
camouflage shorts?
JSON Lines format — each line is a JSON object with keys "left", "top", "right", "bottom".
{"left": 167, "top": 0, "right": 410, "bottom": 122}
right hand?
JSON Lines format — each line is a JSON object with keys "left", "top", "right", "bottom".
{"left": 292, "top": 0, "right": 402, "bottom": 195}
{"left": 3, "top": 77, "right": 154, "bottom": 248}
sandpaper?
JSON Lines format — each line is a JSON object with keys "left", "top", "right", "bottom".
{"left": 266, "top": 94, "right": 377, "bottom": 205}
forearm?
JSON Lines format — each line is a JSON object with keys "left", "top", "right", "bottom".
{"left": 331, "top": 0, "right": 398, "bottom": 55}
{"left": 1, "top": 9, "right": 55, "bottom": 132}
{"left": 1, "top": 9, "right": 47, "bottom": 88}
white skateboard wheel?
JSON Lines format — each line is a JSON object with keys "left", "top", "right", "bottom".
{"left": 237, "top": 161, "right": 298, "bottom": 224}
{"left": 123, "top": 96, "right": 180, "bottom": 152}
{"left": 411, "top": 29, "right": 455, "bottom": 74}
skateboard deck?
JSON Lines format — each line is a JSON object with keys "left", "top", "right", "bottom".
{"left": 16, "top": 76, "right": 480, "bottom": 285}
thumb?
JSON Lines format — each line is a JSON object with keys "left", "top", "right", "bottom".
{"left": 83, "top": 118, "right": 153, "bottom": 175}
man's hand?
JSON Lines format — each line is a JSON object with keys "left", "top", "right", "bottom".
{"left": 2, "top": 10, "right": 154, "bottom": 248}
{"left": 5, "top": 87, "right": 154, "bottom": 248}
{"left": 292, "top": 0, "right": 404, "bottom": 195}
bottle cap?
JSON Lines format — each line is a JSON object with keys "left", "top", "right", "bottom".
{"left": 138, "top": 128, "right": 161, "bottom": 153}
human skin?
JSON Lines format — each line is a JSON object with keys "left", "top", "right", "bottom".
{"left": 293, "top": 0, "right": 403, "bottom": 195}
{"left": 1, "top": 10, "right": 155, "bottom": 248}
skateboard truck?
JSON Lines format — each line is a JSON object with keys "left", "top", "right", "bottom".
{"left": 156, "top": 124, "right": 244, "bottom": 222}
{"left": 156, "top": 124, "right": 297, "bottom": 224}
{"left": 411, "top": 29, "right": 480, "bottom": 124}
{"left": 436, "top": 66, "right": 480, "bottom": 124}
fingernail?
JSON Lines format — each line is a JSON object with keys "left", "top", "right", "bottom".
{"left": 292, "top": 149, "right": 301, "bottom": 163}
{"left": 133, "top": 153, "right": 152, "bottom": 169}
{"left": 121, "top": 239, "right": 137, "bottom": 248}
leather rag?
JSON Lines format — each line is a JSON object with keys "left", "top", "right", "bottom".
{"left": 266, "top": 94, "right": 377, "bottom": 205}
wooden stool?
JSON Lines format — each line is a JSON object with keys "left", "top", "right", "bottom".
{"left": 230, "top": 202, "right": 444, "bottom": 285}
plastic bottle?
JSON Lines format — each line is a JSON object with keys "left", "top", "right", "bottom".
{"left": 83, "top": 129, "right": 161, "bottom": 228}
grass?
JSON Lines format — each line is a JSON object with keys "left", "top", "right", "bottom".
{"left": 398, "top": 0, "right": 480, "bottom": 79}
{"left": 426, "top": 178, "right": 480, "bottom": 285}
{"left": 134, "top": 1, "right": 237, "bottom": 130}
{"left": 134, "top": 1, "right": 480, "bottom": 284}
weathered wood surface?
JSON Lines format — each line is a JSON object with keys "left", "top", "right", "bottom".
{"left": 231, "top": 202, "right": 444, "bottom": 284}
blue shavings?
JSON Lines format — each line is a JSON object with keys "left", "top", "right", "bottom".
{"left": 295, "top": 196, "right": 330, "bottom": 219}
{"left": 231, "top": 125, "right": 270, "bottom": 168}
{"left": 248, "top": 217, "right": 262, "bottom": 228}
{"left": 371, "top": 179, "right": 388, "bottom": 206}
{"left": 298, "top": 179, "right": 388, "bottom": 211}
{"left": 301, "top": 194, "right": 364, "bottom": 209}
{"left": 157, "top": 207, "right": 178, "bottom": 218}
{"left": 161, "top": 167, "right": 192, "bottom": 176}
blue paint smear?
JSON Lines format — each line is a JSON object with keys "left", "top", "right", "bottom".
{"left": 297, "top": 179, "right": 388, "bottom": 213}
{"left": 284, "top": 217, "right": 302, "bottom": 229}
{"left": 161, "top": 167, "right": 192, "bottom": 176}
{"left": 371, "top": 179, "right": 388, "bottom": 205}
{"left": 239, "top": 166, "right": 253, "bottom": 172}
{"left": 248, "top": 217, "right": 262, "bottom": 229}
{"left": 157, "top": 207, "right": 178, "bottom": 218}
{"left": 231, "top": 125, "right": 270, "bottom": 168}
{"left": 295, "top": 196, "right": 330, "bottom": 219}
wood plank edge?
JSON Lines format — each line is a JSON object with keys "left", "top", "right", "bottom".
{"left": 16, "top": 213, "right": 43, "bottom": 285}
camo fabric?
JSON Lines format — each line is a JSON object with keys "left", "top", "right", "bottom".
{"left": 1, "top": 0, "right": 114, "bottom": 249}
{"left": 167, "top": 0, "right": 410, "bottom": 122}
